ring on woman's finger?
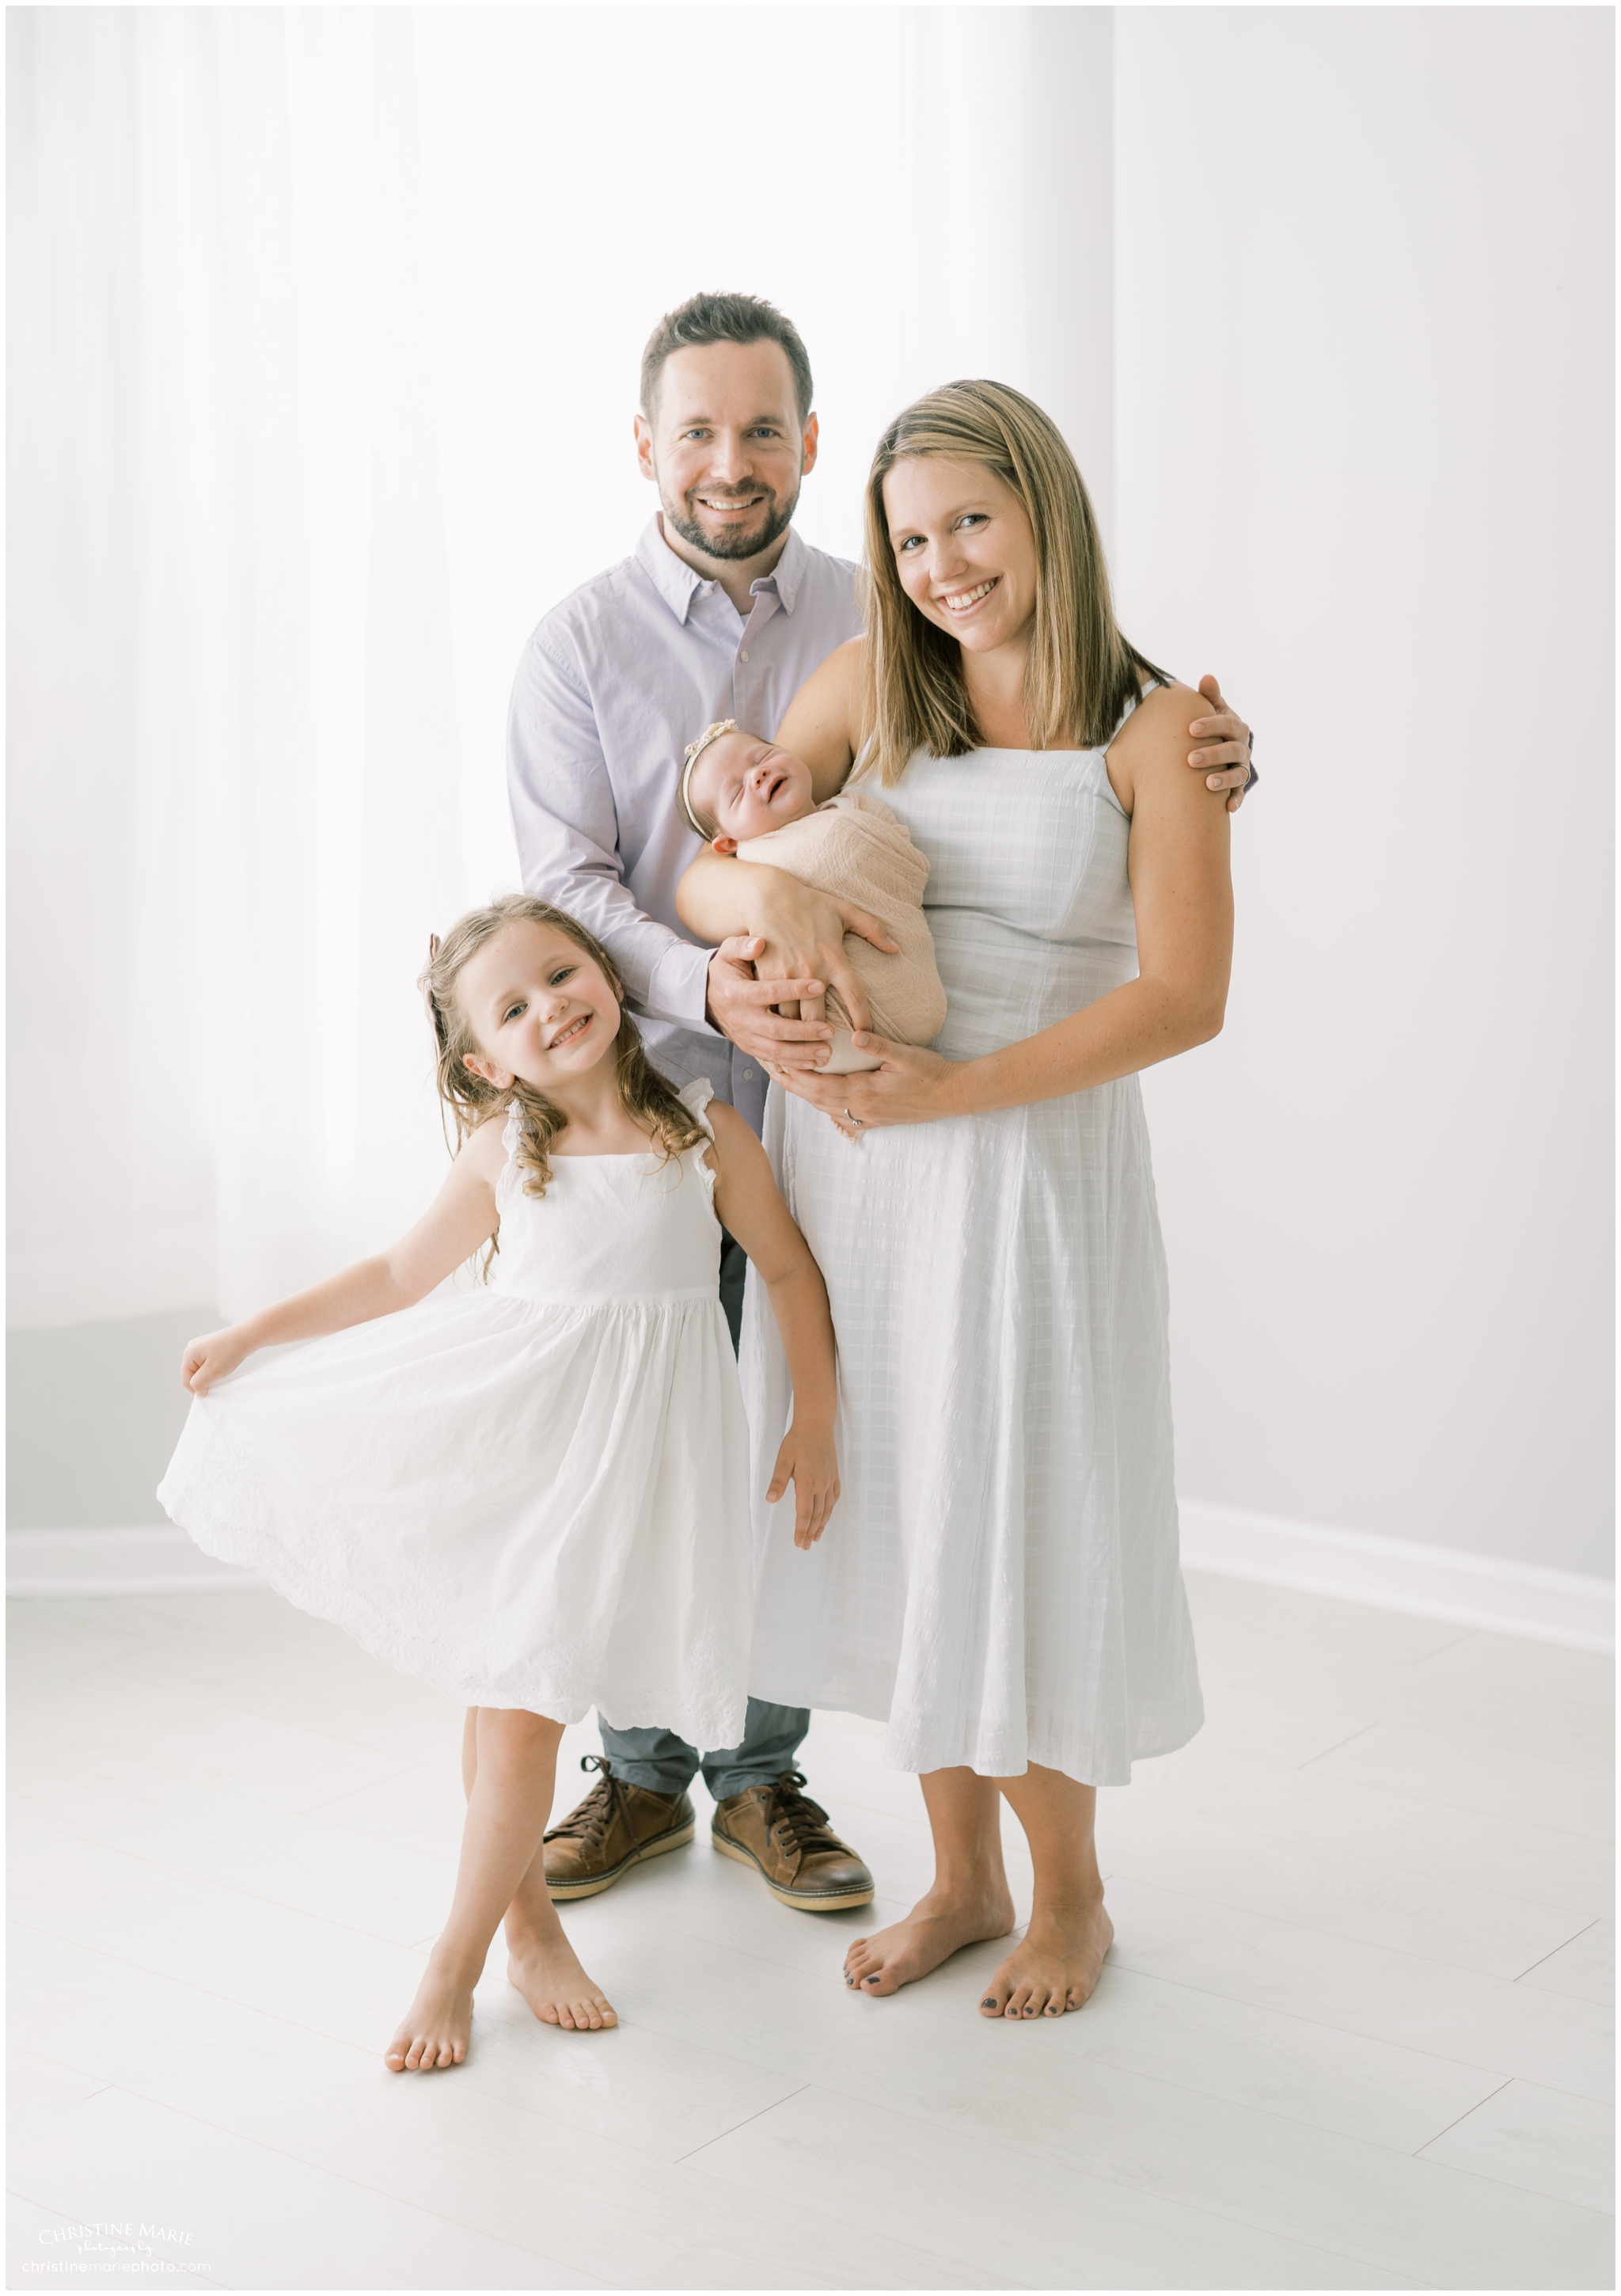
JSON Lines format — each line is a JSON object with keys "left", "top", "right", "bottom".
{"left": 843, "top": 1108, "right": 864, "bottom": 1129}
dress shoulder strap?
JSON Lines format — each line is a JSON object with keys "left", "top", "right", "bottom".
{"left": 1109, "top": 673, "right": 1173, "bottom": 744}
{"left": 676, "top": 1077, "right": 721, "bottom": 1200}
{"left": 494, "top": 1099, "right": 526, "bottom": 1209}
{"left": 677, "top": 1076, "right": 717, "bottom": 1140}
{"left": 848, "top": 732, "right": 880, "bottom": 784}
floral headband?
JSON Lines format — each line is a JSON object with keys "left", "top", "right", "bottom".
{"left": 678, "top": 719, "right": 738, "bottom": 838}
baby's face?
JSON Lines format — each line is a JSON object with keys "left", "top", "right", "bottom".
{"left": 690, "top": 732, "right": 815, "bottom": 848}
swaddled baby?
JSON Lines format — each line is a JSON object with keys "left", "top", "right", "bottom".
{"left": 679, "top": 720, "right": 947, "bottom": 1075}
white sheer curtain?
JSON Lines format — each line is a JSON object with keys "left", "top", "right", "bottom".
{"left": 9, "top": 5, "right": 1114, "bottom": 1328}
{"left": 11, "top": 9, "right": 468, "bottom": 1322}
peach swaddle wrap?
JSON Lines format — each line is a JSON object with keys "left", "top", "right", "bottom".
{"left": 735, "top": 789, "right": 947, "bottom": 1074}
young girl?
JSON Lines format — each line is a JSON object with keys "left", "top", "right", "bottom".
{"left": 158, "top": 895, "right": 839, "bottom": 2073}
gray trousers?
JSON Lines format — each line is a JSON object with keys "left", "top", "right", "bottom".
{"left": 597, "top": 1230, "right": 811, "bottom": 1801}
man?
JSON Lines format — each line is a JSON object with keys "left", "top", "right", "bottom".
{"left": 507, "top": 291, "right": 1254, "bottom": 1917}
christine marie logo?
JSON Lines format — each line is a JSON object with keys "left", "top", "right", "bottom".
{"left": 25, "top": 2222, "right": 206, "bottom": 2275}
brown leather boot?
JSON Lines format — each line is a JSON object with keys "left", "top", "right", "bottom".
{"left": 542, "top": 1755, "right": 696, "bottom": 1900}
{"left": 711, "top": 1770, "right": 875, "bottom": 1911}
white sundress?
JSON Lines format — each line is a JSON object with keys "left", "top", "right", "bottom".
{"left": 741, "top": 716, "right": 1205, "bottom": 1789}
{"left": 158, "top": 1080, "right": 754, "bottom": 1751}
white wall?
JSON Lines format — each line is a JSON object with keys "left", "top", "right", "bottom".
{"left": 412, "top": 3, "right": 1116, "bottom": 921}
{"left": 10, "top": 7, "right": 1612, "bottom": 1584}
{"left": 1115, "top": 7, "right": 1615, "bottom": 1576}
{"left": 8, "top": 3, "right": 1116, "bottom": 1331}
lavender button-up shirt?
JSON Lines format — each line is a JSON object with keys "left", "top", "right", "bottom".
{"left": 507, "top": 517, "right": 863, "bottom": 1135}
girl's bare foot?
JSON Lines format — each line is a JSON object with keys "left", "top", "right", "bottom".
{"left": 385, "top": 1963, "right": 474, "bottom": 2071}
{"left": 507, "top": 1933, "right": 618, "bottom": 2031}
{"left": 843, "top": 1880, "right": 1015, "bottom": 1997}
{"left": 979, "top": 1897, "right": 1114, "bottom": 2019}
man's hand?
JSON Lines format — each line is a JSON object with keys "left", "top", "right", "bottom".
{"left": 706, "top": 883, "right": 902, "bottom": 1072}
{"left": 749, "top": 882, "right": 901, "bottom": 1056}
{"left": 708, "top": 937, "right": 837, "bottom": 1072}
{"left": 1186, "top": 674, "right": 1255, "bottom": 813}
{"left": 765, "top": 1417, "right": 841, "bottom": 1549}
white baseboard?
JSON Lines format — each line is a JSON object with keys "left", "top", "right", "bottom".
{"left": 10, "top": 1512, "right": 1615, "bottom": 1656}
{"left": 1179, "top": 1500, "right": 1615, "bottom": 1655}
{"left": 6, "top": 1526, "right": 261, "bottom": 1598}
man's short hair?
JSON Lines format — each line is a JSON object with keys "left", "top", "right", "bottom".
{"left": 640, "top": 292, "right": 814, "bottom": 427}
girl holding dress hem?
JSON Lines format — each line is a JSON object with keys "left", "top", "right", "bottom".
{"left": 159, "top": 895, "right": 838, "bottom": 2070}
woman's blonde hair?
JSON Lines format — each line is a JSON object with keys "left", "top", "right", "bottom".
{"left": 418, "top": 896, "right": 706, "bottom": 1223}
{"left": 858, "top": 378, "right": 1170, "bottom": 786}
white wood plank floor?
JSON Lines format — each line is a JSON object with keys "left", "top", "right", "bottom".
{"left": 7, "top": 1573, "right": 1613, "bottom": 2291}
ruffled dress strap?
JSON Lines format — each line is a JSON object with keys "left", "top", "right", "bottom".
{"left": 677, "top": 1078, "right": 722, "bottom": 1199}
{"left": 678, "top": 1076, "right": 717, "bottom": 1135}
{"left": 495, "top": 1098, "right": 526, "bottom": 1207}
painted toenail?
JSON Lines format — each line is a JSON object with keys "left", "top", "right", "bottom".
{"left": 981, "top": 1997, "right": 997, "bottom": 2008}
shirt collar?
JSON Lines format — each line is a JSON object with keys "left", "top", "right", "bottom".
{"left": 636, "top": 517, "right": 706, "bottom": 625}
{"left": 636, "top": 515, "right": 809, "bottom": 625}
{"left": 757, "top": 524, "right": 807, "bottom": 614}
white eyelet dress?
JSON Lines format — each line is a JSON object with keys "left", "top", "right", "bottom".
{"left": 158, "top": 1080, "right": 754, "bottom": 1751}
{"left": 740, "top": 721, "right": 1205, "bottom": 1788}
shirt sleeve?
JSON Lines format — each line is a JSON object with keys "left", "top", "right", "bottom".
{"left": 506, "top": 633, "right": 716, "bottom": 1036}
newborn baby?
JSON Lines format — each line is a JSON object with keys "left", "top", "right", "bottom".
{"left": 678, "top": 720, "right": 947, "bottom": 1074}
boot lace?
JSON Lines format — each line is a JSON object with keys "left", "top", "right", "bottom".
{"left": 765, "top": 1769, "right": 845, "bottom": 1859}
{"left": 544, "top": 1754, "right": 641, "bottom": 1849}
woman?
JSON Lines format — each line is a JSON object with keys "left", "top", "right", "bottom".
{"left": 678, "top": 380, "right": 1234, "bottom": 2021}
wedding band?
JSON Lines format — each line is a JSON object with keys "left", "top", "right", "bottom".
{"left": 843, "top": 1108, "right": 864, "bottom": 1128}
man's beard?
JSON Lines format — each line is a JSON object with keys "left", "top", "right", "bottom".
{"left": 662, "top": 481, "right": 799, "bottom": 564}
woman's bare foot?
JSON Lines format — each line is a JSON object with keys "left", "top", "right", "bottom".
{"left": 979, "top": 1897, "right": 1114, "bottom": 2018}
{"left": 843, "top": 1880, "right": 1015, "bottom": 1997}
{"left": 507, "top": 1931, "right": 618, "bottom": 2032}
{"left": 385, "top": 1963, "right": 474, "bottom": 2072}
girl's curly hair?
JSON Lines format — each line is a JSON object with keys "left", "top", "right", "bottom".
{"left": 418, "top": 896, "right": 707, "bottom": 1230}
